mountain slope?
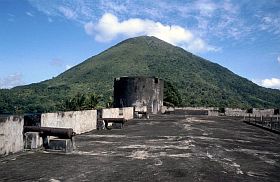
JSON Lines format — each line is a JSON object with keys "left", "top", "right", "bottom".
{"left": 1, "top": 36, "right": 280, "bottom": 113}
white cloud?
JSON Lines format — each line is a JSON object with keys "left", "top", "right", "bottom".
{"left": 26, "top": 11, "right": 34, "bottom": 17}
{"left": 0, "top": 73, "right": 25, "bottom": 89}
{"left": 49, "top": 58, "right": 73, "bottom": 70}
{"left": 100, "top": 0, "right": 127, "bottom": 14}
{"left": 254, "top": 78, "right": 280, "bottom": 89}
{"left": 185, "top": 38, "right": 220, "bottom": 52}
{"left": 258, "top": 14, "right": 280, "bottom": 36}
{"left": 195, "top": 0, "right": 217, "bottom": 17}
{"left": 277, "top": 55, "right": 280, "bottom": 64}
{"left": 31, "top": 0, "right": 280, "bottom": 44}
{"left": 86, "top": 13, "right": 218, "bottom": 53}
{"left": 29, "top": 0, "right": 280, "bottom": 46}
{"left": 84, "top": 21, "right": 94, "bottom": 36}
{"left": 65, "top": 65, "right": 73, "bottom": 70}
{"left": 58, "top": 6, "right": 77, "bottom": 20}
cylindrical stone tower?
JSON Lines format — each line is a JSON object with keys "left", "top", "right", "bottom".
{"left": 113, "top": 76, "right": 164, "bottom": 114}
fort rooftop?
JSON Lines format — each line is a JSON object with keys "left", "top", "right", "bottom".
{"left": 1, "top": 114, "right": 280, "bottom": 182}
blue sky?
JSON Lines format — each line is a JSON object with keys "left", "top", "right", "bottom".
{"left": 0, "top": 0, "right": 280, "bottom": 89}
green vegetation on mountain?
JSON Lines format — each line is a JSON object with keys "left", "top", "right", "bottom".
{"left": 164, "top": 81, "right": 182, "bottom": 107}
{"left": 1, "top": 36, "right": 280, "bottom": 114}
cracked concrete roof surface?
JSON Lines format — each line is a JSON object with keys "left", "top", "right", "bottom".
{"left": 1, "top": 115, "right": 280, "bottom": 181}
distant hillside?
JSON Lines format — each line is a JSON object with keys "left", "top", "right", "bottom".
{"left": 1, "top": 36, "right": 280, "bottom": 113}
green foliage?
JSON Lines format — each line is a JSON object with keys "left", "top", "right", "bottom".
{"left": 164, "top": 81, "right": 182, "bottom": 106}
{"left": 63, "top": 93, "right": 102, "bottom": 111}
{"left": 106, "top": 96, "right": 113, "bottom": 108}
{"left": 87, "top": 93, "right": 102, "bottom": 109}
{"left": 1, "top": 36, "right": 280, "bottom": 114}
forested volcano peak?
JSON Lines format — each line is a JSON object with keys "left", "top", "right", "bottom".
{"left": 1, "top": 36, "right": 280, "bottom": 114}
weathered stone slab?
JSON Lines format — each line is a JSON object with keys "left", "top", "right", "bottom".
{"left": 48, "top": 139, "right": 73, "bottom": 153}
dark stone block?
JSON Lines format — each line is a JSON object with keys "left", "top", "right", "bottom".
{"left": 48, "top": 139, "right": 73, "bottom": 153}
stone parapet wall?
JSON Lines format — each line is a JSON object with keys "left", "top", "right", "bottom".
{"left": 0, "top": 115, "right": 24, "bottom": 155}
{"left": 252, "top": 108, "right": 274, "bottom": 117}
{"left": 102, "top": 108, "right": 120, "bottom": 118}
{"left": 175, "top": 107, "right": 219, "bottom": 111}
{"left": 224, "top": 108, "right": 248, "bottom": 116}
{"left": 122, "top": 107, "right": 134, "bottom": 120}
{"left": 41, "top": 110, "right": 97, "bottom": 135}
{"left": 102, "top": 107, "right": 134, "bottom": 120}
{"left": 173, "top": 107, "right": 278, "bottom": 117}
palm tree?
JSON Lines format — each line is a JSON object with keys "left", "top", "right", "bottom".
{"left": 87, "top": 93, "right": 101, "bottom": 109}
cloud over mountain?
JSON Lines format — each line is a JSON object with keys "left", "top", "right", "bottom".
{"left": 0, "top": 73, "right": 24, "bottom": 89}
{"left": 29, "top": 0, "right": 280, "bottom": 52}
{"left": 261, "top": 78, "right": 280, "bottom": 89}
{"left": 85, "top": 13, "right": 218, "bottom": 52}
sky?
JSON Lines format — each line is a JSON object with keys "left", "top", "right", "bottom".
{"left": 0, "top": 0, "right": 280, "bottom": 89}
